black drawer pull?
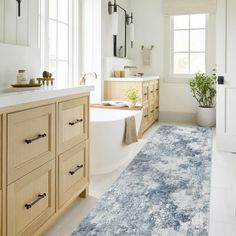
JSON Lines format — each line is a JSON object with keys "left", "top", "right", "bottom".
{"left": 150, "top": 91, "right": 154, "bottom": 94}
{"left": 69, "top": 119, "right": 83, "bottom": 126}
{"left": 156, "top": 89, "right": 158, "bottom": 91}
{"left": 25, "top": 133, "right": 47, "bottom": 144}
{"left": 144, "top": 93, "right": 148, "bottom": 96}
{"left": 25, "top": 193, "right": 47, "bottom": 210}
{"left": 156, "top": 106, "right": 159, "bottom": 109}
{"left": 150, "top": 110, "right": 154, "bottom": 113}
{"left": 144, "top": 115, "right": 148, "bottom": 118}
{"left": 69, "top": 165, "right": 84, "bottom": 175}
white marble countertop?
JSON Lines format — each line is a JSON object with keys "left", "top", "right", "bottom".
{"left": 0, "top": 85, "right": 94, "bottom": 109}
{"left": 104, "top": 76, "right": 160, "bottom": 82}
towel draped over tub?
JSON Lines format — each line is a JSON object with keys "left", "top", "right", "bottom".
{"left": 124, "top": 116, "right": 138, "bottom": 145}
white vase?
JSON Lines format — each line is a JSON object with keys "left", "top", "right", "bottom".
{"left": 128, "top": 100, "right": 137, "bottom": 108}
{"left": 196, "top": 107, "right": 216, "bottom": 127}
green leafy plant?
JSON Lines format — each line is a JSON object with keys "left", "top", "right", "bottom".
{"left": 189, "top": 70, "right": 217, "bottom": 108}
{"left": 127, "top": 88, "right": 139, "bottom": 101}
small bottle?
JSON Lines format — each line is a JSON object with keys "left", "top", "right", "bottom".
{"left": 17, "top": 70, "right": 27, "bottom": 84}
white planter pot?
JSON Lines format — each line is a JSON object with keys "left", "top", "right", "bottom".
{"left": 196, "top": 107, "right": 216, "bottom": 127}
{"left": 128, "top": 100, "right": 137, "bottom": 108}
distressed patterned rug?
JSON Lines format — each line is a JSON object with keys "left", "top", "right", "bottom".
{"left": 72, "top": 125, "right": 213, "bottom": 236}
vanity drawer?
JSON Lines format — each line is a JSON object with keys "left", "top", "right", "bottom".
{"left": 142, "top": 83, "right": 149, "bottom": 103}
{"left": 142, "top": 105, "right": 149, "bottom": 127}
{"left": 7, "top": 160, "right": 55, "bottom": 236}
{"left": 154, "top": 80, "right": 159, "bottom": 97}
{"left": 59, "top": 97, "right": 89, "bottom": 154}
{"left": 7, "top": 105, "right": 55, "bottom": 184}
{"left": 149, "top": 102, "right": 155, "bottom": 122}
{"left": 149, "top": 82, "right": 155, "bottom": 101}
{"left": 59, "top": 141, "right": 88, "bottom": 208}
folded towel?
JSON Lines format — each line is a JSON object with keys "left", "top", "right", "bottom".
{"left": 142, "top": 48, "right": 151, "bottom": 66}
{"left": 124, "top": 116, "right": 138, "bottom": 145}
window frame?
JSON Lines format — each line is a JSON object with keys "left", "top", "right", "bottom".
{"left": 165, "top": 14, "right": 210, "bottom": 83}
{"left": 39, "top": 0, "right": 81, "bottom": 87}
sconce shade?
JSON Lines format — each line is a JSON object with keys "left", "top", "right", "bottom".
{"left": 112, "top": 11, "right": 118, "bottom": 36}
{"left": 130, "top": 22, "right": 135, "bottom": 44}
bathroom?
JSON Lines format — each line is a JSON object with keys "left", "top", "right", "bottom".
{"left": 0, "top": 0, "right": 236, "bottom": 235}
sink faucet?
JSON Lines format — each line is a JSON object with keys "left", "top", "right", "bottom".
{"left": 124, "top": 65, "right": 137, "bottom": 69}
{"left": 80, "top": 73, "right": 97, "bottom": 85}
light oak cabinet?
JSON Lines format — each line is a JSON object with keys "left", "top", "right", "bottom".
{"left": 104, "top": 79, "right": 160, "bottom": 133}
{"left": 0, "top": 93, "right": 90, "bottom": 236}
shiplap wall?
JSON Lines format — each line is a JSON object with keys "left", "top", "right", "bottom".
{"left": 0, "top": 0, "right": 38, "bottom": 47}
{"left": 0, "top": 0, "right": 40, "bottom": 88}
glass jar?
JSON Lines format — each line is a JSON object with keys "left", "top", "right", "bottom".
{"left": 17, "top": 70, "right": 27, "bottom": 84}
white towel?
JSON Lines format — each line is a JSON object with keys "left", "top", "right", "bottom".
{"left": 142, "top": 48, "right": 151, "bottom": 66}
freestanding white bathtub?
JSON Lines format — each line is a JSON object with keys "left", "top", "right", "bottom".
{"left": 90, "top": 108, "right": 143, "bottom": 175}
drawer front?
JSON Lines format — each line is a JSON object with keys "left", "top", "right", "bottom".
{"left": 142, "top": 105, "right": 149, "bottom": 127}
{"left": 59, "top": 97, "right": 89, "bottom": 154}
{"left": 154, "top": 100, "right": 159, "bottom": 121}
{"left": 142, "top": 83, "right": 149, "bottom": 103}
{"left": 7, "top": 161, "right": 55, "bottom": 236}
{"left": 59, "top": 141, "right": 88, "bottom": 208}
{"left": 7, "top": 105, "right": 55, "bottom": 184}
{"left": 149, "top": 82, "right": 155, "bottom": 101}
{"left": 154, "top": 81, "right": 159, "bottom": 97}
{"left": 149, "top": 102, "right": 155, "bottom": 122}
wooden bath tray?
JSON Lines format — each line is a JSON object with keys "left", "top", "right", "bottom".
{"left": 11, "top": 84, "right": 42, "bottom": 88}
{"left": 90, "top": 104, "right": 143, "bottom": 111}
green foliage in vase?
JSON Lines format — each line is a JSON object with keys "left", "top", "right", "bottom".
{"left": 189, "top": 69, "right": 217, "bottom": 108}
{"left": 127, "top": 88, "right": 139, "bottom": 101}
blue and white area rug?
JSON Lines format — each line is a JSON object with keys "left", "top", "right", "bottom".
{"left": 72, "top": 125, "right": 213, "bottom": 236}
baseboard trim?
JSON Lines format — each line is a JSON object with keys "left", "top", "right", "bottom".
{"left": 160, "top": 111, "right": 196, "bottom": 124}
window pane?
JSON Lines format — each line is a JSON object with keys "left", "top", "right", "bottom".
{"left": 174, "top": 15, "right": 189, "bottom": 29}
{"left": 58, "top": 23, "right": 68, "bottom": 60}
{"left": 190, "top": 14, "right": 206, "bottom": 29}
{"left": 174, "top": 53, "right": 189, "bottom": 74}
{"left": 57, "top": 61, "right": 68, "bottom": 87}
{"left": 174, "top": 30, "right": 189, "bottom": 52}
{"left": 49, "top": 0, "right": 57, "bottom": 19}
{"left": 190, "top": 53, "right": 205, "bottom": 74}
{"left": 49, "top": 20, "right": 56, "bottom": 59}
{"left": 49, "top": 60, "right": 57, "bottom": 79}
{"left": 190, "top": 30, "right": 205, "bottom": 51}
{"left": 58, "top": 0, "right": 68, "bottom": 23}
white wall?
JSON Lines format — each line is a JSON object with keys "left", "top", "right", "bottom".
{"left": 130, "top": 0, "right": 216, "bottom": 122}
{"left": 0, "top": 0, "right": 40, "bottom": 88}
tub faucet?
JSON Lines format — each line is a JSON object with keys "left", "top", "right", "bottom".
{"left": 80, "top": 73, "right": 98, "bottom": 85}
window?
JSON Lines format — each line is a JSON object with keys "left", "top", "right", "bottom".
{"left": 170, "top": 14, "right": 206, "bottom": 77}
{"left": 39, "top": 0, "right": 80, "bottom": 87}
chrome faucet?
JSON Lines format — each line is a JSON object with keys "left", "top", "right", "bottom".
{"left": 80, "top": 73, "right": 98, "bottom": 85}
{"left": 124, "top": 65, "right": 137, "bottom": 69}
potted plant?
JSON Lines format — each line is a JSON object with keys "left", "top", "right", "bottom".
{"left": 127, "top": 88, "right": 139, "bottom": 108}
{"left": 189, "top": 70, "right": 217, "bottom": 127}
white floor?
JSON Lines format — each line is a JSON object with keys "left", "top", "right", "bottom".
{"left": 45, "top": 122, "right": 236, "bottom": 236}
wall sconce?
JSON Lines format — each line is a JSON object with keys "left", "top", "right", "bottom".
{"left": 108, "top": 1, "right": 118, "bottom": 36}
{"left": 127, "top": 13, "right": 135, "bottom": 48}
{"left": 16, "top": 0, "right": 22, "bottom": 17}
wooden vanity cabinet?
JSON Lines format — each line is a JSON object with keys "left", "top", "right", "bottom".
{"left": 104, "top": 78, "right": 160, "bottom": 134}
{"left": 0, "top": 93, "right": 90, "bottom": 236}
